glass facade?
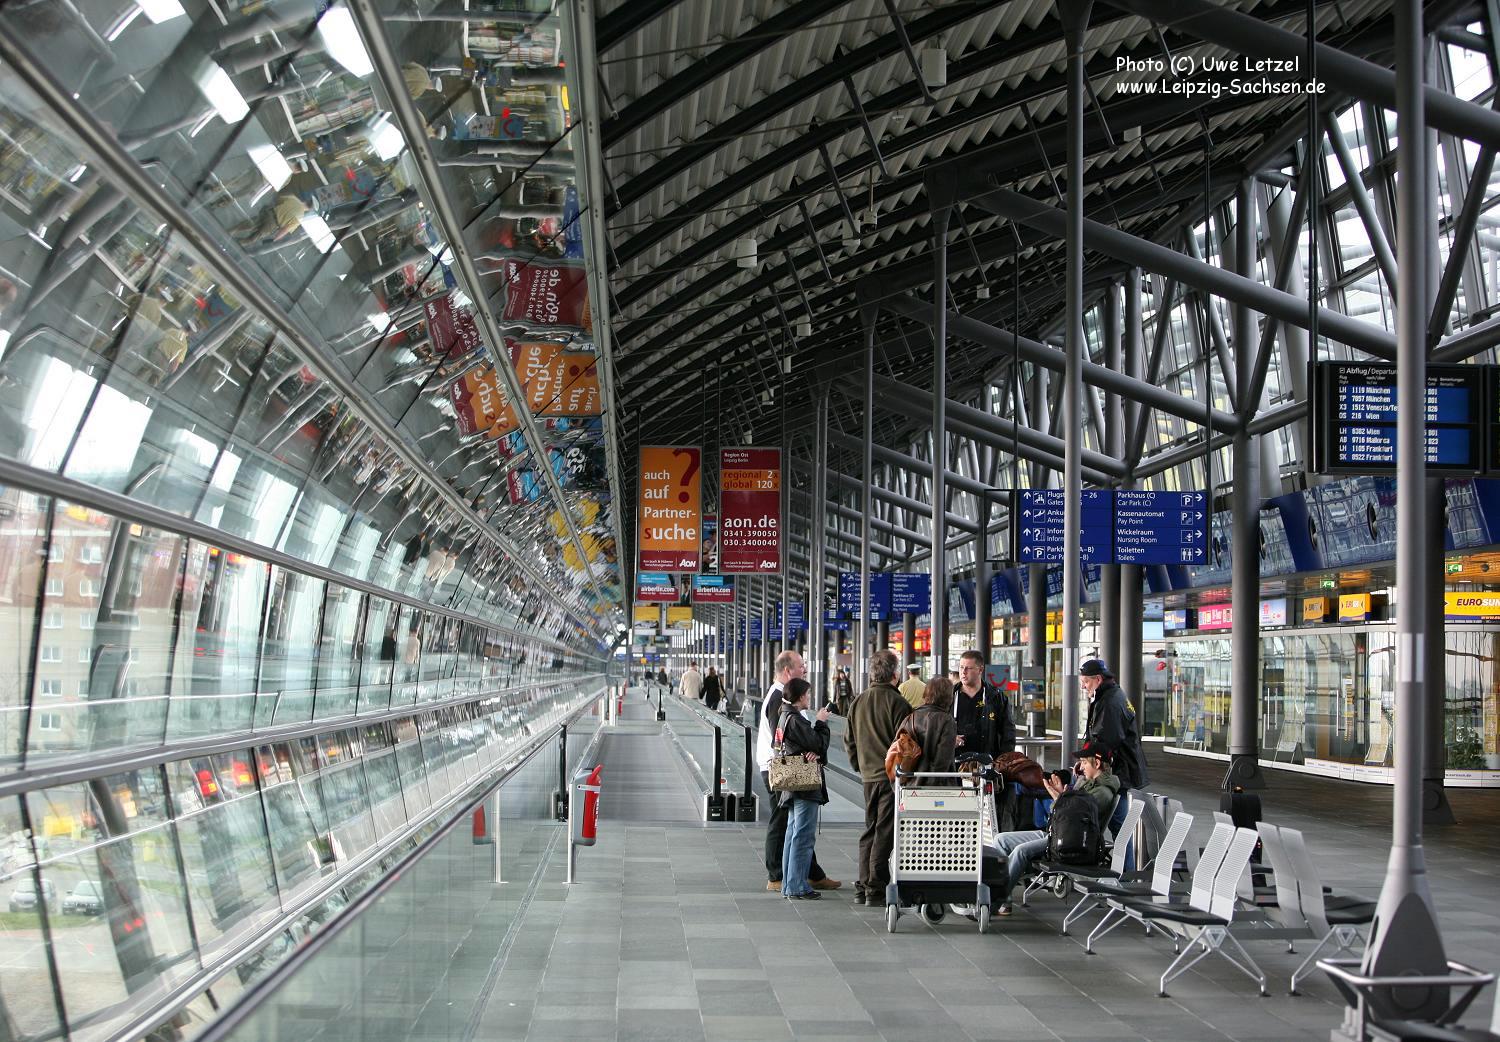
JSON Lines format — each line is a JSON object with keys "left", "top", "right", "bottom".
{"left": 0, "top": 1, "right": 619, "bottom": 1039}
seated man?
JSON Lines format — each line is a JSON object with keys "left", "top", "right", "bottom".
{"left": 990, "top": 740, "right": 1120, "bottom": 915}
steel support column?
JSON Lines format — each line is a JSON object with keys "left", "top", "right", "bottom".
{"left": 1361, "top": 2, "right": 1450, "bottom": 1016}
{"left": 1424, "top": 476, "right": 1456, "bottom": 824}
{"left": 1099, "top": 284, "right": 1122, "bottom": 677}
{"left": 975, "top": 382, "right": 995, "bottom": 664}
{"left": 1227, "top": 180, "right": 1266, "bottom": 790}
{"left": 858, "top": 310, "right": 877, "bottom": 693}
{"left": 1119, "top": 269, "right": 1145, "bottom": 719}
{"left": 931, "top": 188, "right": 954, "bottom": 676}
{"left": 811, "top": 397, "right": 830, "bottom": 708}
{"left": 1057, "top": 0, "right": 1092, "bottom": 757}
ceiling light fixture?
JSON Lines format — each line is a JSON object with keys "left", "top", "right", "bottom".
{"left": 247, "top": 144, "right": 293, "bottom": 189}
{"left": 193, "top": 61, "right": 249, "bottom": 124}
{"left": 317, "top": 3, "right": 374, "bottom": 79}
{"left": 301, "top": 214, "right": 338, "bottom": 253}
{"left": 137, "top": 0, "right": 186, "bottom": 22}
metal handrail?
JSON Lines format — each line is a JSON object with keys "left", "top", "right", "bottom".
{"left": 136, "top": 691, "right": 605, "bottom": 1042}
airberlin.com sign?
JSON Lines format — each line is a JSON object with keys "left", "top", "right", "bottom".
{"left": 637, "top": 446, "right": 702, "bottom": 572}
{"left": 719, "top": 447, "right": 781, "bottom": 573}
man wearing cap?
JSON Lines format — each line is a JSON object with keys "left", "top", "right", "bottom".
{"left": 1080, "top": 658, "right": 1150, "bottom": 790}
{"left": 897, "top": 663, "right": 926, "bottom": 709}
{"left": 988, "top": 739, "right": 1120, "bottom": 915}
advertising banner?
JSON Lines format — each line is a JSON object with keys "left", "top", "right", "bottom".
{"left": 1446, "top": 592, "right": 1500, "bottom": 620}
{"left": 719, "top": 447, "right": 782, "bottom": 573}
{"left": 691, "top": 574, "right": 735, "bottom": 603}
{"left": 501, "top": 259, "right": 592, "bottom": 332}
{"left": 449, "top": 366, "right": 519, "bottom": 437}
{"left": 1198, "top": 604, "right": 1234, "bottom": 631}
{"left": 1259, "top": 598, "right": 1288, "bottom": 627}
{"left": 636, "top": 572, "right": 679, "bottom": 603}
{"left": 632, "top": 605, "right": 660, "bottom": 633}
{"left": 507, "top": 339, "right": 602, "bottom": 416}
{"left": 665, "top": 606, "right": 694, "bottom": 632}
{"left": 637, "top": 446, "right": 703, "bottom": 572}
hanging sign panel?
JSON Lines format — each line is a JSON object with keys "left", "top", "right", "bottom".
{"left": 838, "top": 572, "right": 892, "bottom": 620}
{"left": 890, "top": 573, "right": 931, "bottom": 615}
{"left": 636, "top": 572, "right": 679, "bottom": 603}
{"left": 637, "top": 446, "right": 703, "bottom": 572}
{"left": 691, "top": 574, "right": 735, "bottom": 603}
{"left": 1013, "top": 489, "right": 1113, "bottom": 563}
{"left": 719, "top": 447, "right": 782, "bottom": 573}
{"left": 665, "top": 606, "right": 694, "bottom": 632}
{"left": 1312, "top": 361, "right": 1485, "bottom": 474}
{"left": 632, "top": 605, "right": 660, "bottom": 633}
{"left": 1114, "top": 490, "right": 1210, "bottom": 564}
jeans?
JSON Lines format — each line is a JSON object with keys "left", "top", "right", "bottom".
{"left": 994, "top": 829, "right": 1048, "bottom": 892}
{"left": 857, "top": 780, "right": 896, "bottom": 899}
{"left": 782, "top": 798, "right": 820, "bottom": 897}
{"left": 761, "top": 771, "right": 825, "bottom": 882}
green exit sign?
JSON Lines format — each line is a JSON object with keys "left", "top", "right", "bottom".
{"left": 1320, "top": 578, "right": 1336, "bottom": 590}
{"left": 1446, "top": 561, "right": 1463, "bottom": 575}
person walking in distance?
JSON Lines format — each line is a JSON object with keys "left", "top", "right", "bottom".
{"left": 1081, "top": 659, "right": 1150, "bottom": 790}
{"left": 843, "top": 649, "right": 912, "bottom": 907}
{"left": 755, "top": 651, "right": 841, "bottom": 892}
{"left": 702, "top": 666, "right": 723, "bottom": 711}
{"left": 680, "top": 661, "right": 704, "bottom": 702}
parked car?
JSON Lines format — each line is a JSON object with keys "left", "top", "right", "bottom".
{"left": 62, "top": 879, "right": 104, "bottom": 916}
{"left": 9, "top": 877, "right": 58, "bottom": 914}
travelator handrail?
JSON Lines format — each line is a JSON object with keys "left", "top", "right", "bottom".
{"left": 185, "top": 692, "right": 609, "bottom": 1042}
{"left": 668, "top": 693, "right": 754, "bottom": 802}
{"left": 743, "top": 696, "right": 861, "bottom": 784}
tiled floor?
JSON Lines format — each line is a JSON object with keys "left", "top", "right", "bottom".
{"left": 466, "top": 691, "right": 1500, "bottom": 1042}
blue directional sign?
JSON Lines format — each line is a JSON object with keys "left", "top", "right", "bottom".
{"left": 1014, "top": 489, "right": 1113, "bottom": 563}
{"left": 823, "top": 609, "right": 850, "bottom": 632}
{"left": 786, "top": 601, "right": 806, "bottom": 632}
{"left": 1114, "top": 490, "right": 1210, "bottom": 565}
{"left": 749, "top": 615, "right": 763, "bottom": 642}
{"left": 838, "top": 571, "right": 892, "bottom": 620}
{"left": 890, "top": 573, "right": 931, "bottom": 614}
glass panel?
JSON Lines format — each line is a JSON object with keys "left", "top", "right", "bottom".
{"left": 0, "top": 493, "right": 49, "bottom": 769}
{"left": 30, "top": 768, "right": 198, "bottom": 1041}
{"left": 166, "top": 751, "right": 279, "bottom": 960}
{"left": 358, "top": 597, "right": 397, "bottom": 715}
{"left": 0, "top": 796, "right": 66, "bottom": 1042}
{"left": 32, "top": 504, "right": 186, "bottom": 763}
{"left": 167, "top": 544, "right": 268, "bottom": 741}
{"left": 313, "top": 585, "right": 363, "bottom": 722}
{"left": 255, "top": 567, "right": 324, "bottom": 729}
{"left": 255, "top": 741, "right": 334, "bottom": 905}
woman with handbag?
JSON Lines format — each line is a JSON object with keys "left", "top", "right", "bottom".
{"left": 775, "top": 678, "right": 831, "bottom": 900}
{"left": 904, "top": 677, "right": 958, "bottom": 781}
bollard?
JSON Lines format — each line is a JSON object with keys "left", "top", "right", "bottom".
{"left": 704, "top": 726, "right": 726, "bottom": 821}
{"left": 737, "top": 725, "right": 758, "bottom": 821}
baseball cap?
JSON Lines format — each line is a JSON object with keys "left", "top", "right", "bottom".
{"left": 1079, "top": 658, "right": 1111, "bottom": 677}
{"left": 1073, "top": 738, "right": 1112, "bottom": 762}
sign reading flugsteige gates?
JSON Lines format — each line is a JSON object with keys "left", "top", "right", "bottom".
{"left": 637, "top": 446, "right": 702, "bottom": 572}
{"left": 718, "top": 447, "right": 782, "bottom": 573}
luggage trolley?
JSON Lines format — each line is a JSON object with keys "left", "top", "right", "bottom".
{"left": 885, "top": 771, "right": 1003, "bottom": 934}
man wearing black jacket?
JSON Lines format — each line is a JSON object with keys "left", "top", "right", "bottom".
{"left": 1081, "top": 658, "right": 1150, "bottom": 790}
{"left": 953, "top": 650, "right": 1016, "bottom": 758}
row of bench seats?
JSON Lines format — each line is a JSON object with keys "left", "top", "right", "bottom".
{"left": 1010, "top": 792, "right": 1499, "bottom": 1041}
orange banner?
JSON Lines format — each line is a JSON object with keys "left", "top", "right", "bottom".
{"left": 508, "top": 339, "right": 602, "bottom": 416}
{"left": 448, "top": 365, "right": 520, "bottom": 437}
{"left": 637, "top": 445, "right": 702, "bottom": 572}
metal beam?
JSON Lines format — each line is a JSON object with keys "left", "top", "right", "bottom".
{"left": 828, "top": 431, "right": 1001, "bottom": 501}
{"left": 969, "top": 185, "right": 1400, "bottom": 361}
{"left": 1322, "top": 109, "right": 1401, "bottom": 301}
{"left": 789, "top": 457, "right": 981, "bottom": 533}
{"left": 882, "top": 292, "right": 1241, "bottom": 432}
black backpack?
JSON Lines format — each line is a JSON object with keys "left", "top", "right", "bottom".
{"left": 1046, "top": 792, "right": 1106, "bottom": 865}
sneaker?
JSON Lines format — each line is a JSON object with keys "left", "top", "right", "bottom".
{"left": 766, "top": 881, "right": 781, "bottom": 892}
{"left": 811, "top": 878, "right": 842, "bottom": 890}
{"left": 853, "top": 892, "right": 867, "bottom": 905}
{"left": 786, "top": 891, "right": 822, "bottom": 900}
{"left": 997, "top": 902, "right": 1013, "bottom": 917}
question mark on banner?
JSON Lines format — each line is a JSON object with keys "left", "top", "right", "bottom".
{"left": 673, "top": 448, "right": 700, "bottom": 504}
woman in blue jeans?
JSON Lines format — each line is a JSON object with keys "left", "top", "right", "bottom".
{"left": 777, "top": 678, "right": 831, "bottom": 900}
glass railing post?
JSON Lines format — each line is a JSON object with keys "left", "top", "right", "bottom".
{"left": 554, "top": 726, "right": 568, "bottom": 821}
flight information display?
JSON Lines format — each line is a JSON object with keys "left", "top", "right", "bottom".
{"left": 1312, "top": 361, "right": 1484, "bottom": 474}
{"left": 1013, "top": 489, "right": 1112, "bottom": 563}
{"left": 1114, "top": 491, "right": 1210, "bottom": 564}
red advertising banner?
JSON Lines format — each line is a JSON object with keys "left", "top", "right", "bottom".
{"left": 501, "top": 260, "right": 592, "bottom": 332}
{"left": 637, "top": 446, "right": 702, "bottom": 572}
{"left": 426, "top": 294, "right": 485, "bottom": 359}
{"left": 635, "top": 574, "right": 680, "bottom": 602}
{"left": 719, "top": 447, "right": 782, "bottom": 574}
{"left": 448, "top": 366, "right": 520, "bottom": 437}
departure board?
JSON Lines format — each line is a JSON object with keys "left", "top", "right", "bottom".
{"left": 1114, "top": 490, "right": 1210, "bottom": 564}
{"left": 1013, "top": 489, "right": 1112, "bottom": 563}
{"left": 1312, "top": 361, "right": 1484, "bottom": 474}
